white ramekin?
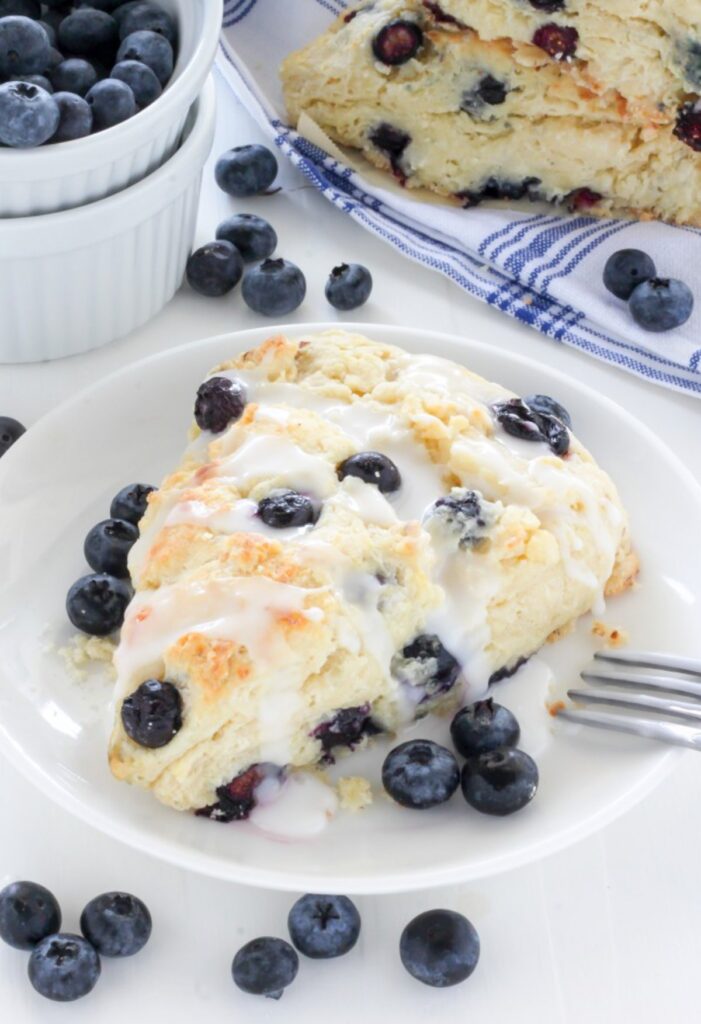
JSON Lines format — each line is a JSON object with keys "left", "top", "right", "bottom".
{"left": 0, "top": 77, "right": 216, "bottom": 364}
{"left": 0, "top": 0, "right": 222, "bottom": 218}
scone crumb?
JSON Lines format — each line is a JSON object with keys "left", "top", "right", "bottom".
{"left": 548, "top": 700, "right": 567, "bottom": 717}
{"left": 337, "top": 776, "right": 373, "bottom": 812}
{"left": 591, "top": 621, "right": 629, "bottom": 648}
{"left": 546, "top": 620, "right": 575, "bottom": 644}
{"left": 58, "top": 634, "right": 117, "bottom": 681}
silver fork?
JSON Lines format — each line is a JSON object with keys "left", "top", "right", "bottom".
{"left": 558, "top": 649, "right": 701, "bottom": 751}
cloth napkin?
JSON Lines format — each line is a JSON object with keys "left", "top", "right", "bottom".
{"left": 218, "top": 0, "right": 701, "bottom": 397}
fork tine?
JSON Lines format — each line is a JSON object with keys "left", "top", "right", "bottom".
{"left": 568, "top": 687, "right": 701, "bottom": 722}
{"left": 581, "top": 668, "right": 701, "bottom": 700}
{"left": 557, "top": 707, "right": 701, "bottom": 750}
{"left": 594, "top": 650, "right": 701, "bottom": 678}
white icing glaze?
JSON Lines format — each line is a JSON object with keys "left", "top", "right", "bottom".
{"left": 249, "top": 771, "right": 338, "bottom": 839}
{"left": 164, "top": 497, "right": 312, "bottom": 541}
{"left": 215, "top": 434, "right": 338, "bottom": 498}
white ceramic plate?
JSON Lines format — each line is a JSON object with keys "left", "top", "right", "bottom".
{"left": 0, "top": 324, "right": 696, "bottom": 893}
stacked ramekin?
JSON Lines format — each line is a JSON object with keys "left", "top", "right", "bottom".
{"left": 0, "top": 0, "right": 222, "bottom": 363}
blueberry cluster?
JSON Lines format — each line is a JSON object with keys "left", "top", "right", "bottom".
{"left": 186, "top": 143, "right": 373, "bottom": 314}
{"left": 603, "top": 248, "right": 694, "bottom": 332}
{"left": 491, "top": 394, "right": 571, "bottom": 456}
{"left": 382, "top": 697, "right": 538, "bottom": 816}
{"left": 0, "top": 2, "right": 176, "bottom": 147}
{"left": 0, "top": 881, "right": 150, "bottom": 1002}
{"left": 65, "top": 480, "right": 155, "bottom": 636}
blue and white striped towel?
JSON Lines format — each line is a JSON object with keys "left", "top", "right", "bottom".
{"left": 219, "top": 0, "right": 701, "bottom": 397}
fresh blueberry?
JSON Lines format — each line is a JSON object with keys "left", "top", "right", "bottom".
{"left": 0, "top": 882, "right": 61, "bottom": 950}
{"left": 80, "top": 892, "right": 151, "bottom": 957}
{"left": 13, "top": 72, "right": 52, "bottom": 91}
{"left": 52, "top": 91, "right": 92, "bottom": 140}
{"left": 121, "top": 679, "right": 183, "bottom": 748}
{"left": 214, "top": 144, "right": 278, "bottom": 197}
{"left": 110, "top": 58, "right": 161, "bottom": 107}
{"left": 0, "top": 0, "right": 40, "bottom": 17}
{"left": 311, "top": 704, "right": 380, "bottom": 761}
{"left": 532, "top": 23, "right": 578, "bottom": 60}
{"left": 258, "top": 489, "right": 318, "bottom": 528}
{"left": 110, "top": 482, "right": 155, "bottom": 525}
{"left": 0, "top": 81, "right": 59, "bottom": 146}
{"left": 186, "top": 241, "right": 243, "bottom": 297}
{"left": 113, "top": 0, "right": 143, "bottom": 26}
{"left": 83, "top": 517, "right": 138, "bottom": 577}
{"left": 58, "top": 8, "right": 117, "bottom": 54}
{"left": 43, "top": 45, "right": 63, "bottom": 74}
{"left": 424, "top": 490, "right": 491, "bottom": 549}
{"left": 117, "top": 1, "right": 177, "bottom": 46}
{"left": 36, "top": 19, "right": 56, "bottom": 45}
{"left": 28, "top": 934, "right": 101, "bottom": 1002}
{"left": 400, "top": 909, "right": 480, "bottom": 988}
{"left": 66, "top": 573, "right": 132, "bottom": 636}
{"left": 337, "top": 451, "right": 401, "bottom": 492}
{"left": 372, "top": 19, "right": 423, "bottom": 65}
{"left": 0, "top": 415, "right": 26, "bottom": 457}
{"left": 242, "top": 258, "right": 306, "bottom": 316}
{"left": 368, "top": 122, "right": 411, "bottom": 181}
{"left": 232, "top": 937, "right": 298, "bottom": 999}
{"left": 391, "top": 634, "right": 461, "bottom": 701}
{"left": 288, "top": 894, "right": 361, "bottom": 959}
{"left": 196, "top": 764, "right": 282, "bottom": 822}
{"left": 215, "top": 213, "right": 277, "bottom": 262}
{"left": 0, "top": 15, "right": 50, "bottom": 75}
{"left": 461, "top": 74, "right": 508, "bottom": 115}
{"left": 194, "top": 376, "right": 247, "bottom": 433}
{"left": 603, "top": 249, "right": 657, "bottom": 300}
{"left": 116, "top": 28, "right": 172, "bottom": 83}
{"left": 523, "top": 393, "right": 572, "bottom": 428}
{"left": 674, "top": 101, "right": 701, "bottom": 151}
{"left": 450, "top": 699, "right": 520, "bottom": 758}
{"left": 325, "top": 263, "right": 373, "bottom": 311}
{"left": 628, "top": 277, "right": 694, "bottom": 332}
{"left": 382, "top": 739, "right": 460, "bottom": 809}
{"left": 461, "top": 748, "right": 538, "bottom": 815}
{"left": 86, "top": 76, "right": 136, "bottom": 129}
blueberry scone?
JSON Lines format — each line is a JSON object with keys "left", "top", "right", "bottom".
{"left": 281, "top": 0, "right": 701, "bottom": 225}
{"left": 108, "top": 330, "right": 637, "bottom": 816}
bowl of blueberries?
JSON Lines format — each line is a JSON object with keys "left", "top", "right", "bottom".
{"left": 0, "top": 0, "right": 223, "bottom": 216}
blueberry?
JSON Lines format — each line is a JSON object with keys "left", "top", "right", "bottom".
{"left": 258, "top": 489, "right": 318, "bottom": 528}
{"left": 368, "top": 122, "right": 411, "bottom": 181}
{"left": 0, "top": 882, "right": 61, "bottom": 950}
{"left": 288, "top": 894, "right": 361, "bottom": 960}
{"left": 523, "top": 393, "right": 572, "bottom": 428}
{"left": 325, "top": 263, "right": 373, "bottom": 311}
{"left": 116, "top": 28, "right": 172, "bottom": 84}
{"left": 215, "top": 213, "right": 277, "bottom": 262}
{"left": 0, "top": 15, "right": 50, "bottom": 75}
{"left": 43, "top": 45, "right": 63, "bottom": 74}
{"left": 532, "top": 23, "right": 578, "bottom": 60}
{"left": 66, "top": 573, "right": 132, "bottom": 636}
{"left": 0, "top": 81, "right": 59, "bottom": 146}
{"left": 83, "top": 517, "right": 138, "bottom": 577}
{"left": 121, "top": 678, "right": 183, "bottom": 748}
{"left": 86, "top": 77, "right": 136, "bottom": 129}
{"left": 425, "top": 490, "right": 491, "bottom": 549}
{"left": 37, "top": 19, "right": 56, "bottom": 45}
{"left": 0, "top": 0, "right": 40, "bottom": 17}
{"left": 52, "top": 91, "right": 92, "bottom": 140}
{"left": 232, "top": 937, "right": 298, "bottom": 999}
{"left": 0, "top": 415, "right": 25, "bottom": 456}
{"left": 400, "top": 910, "right": 480, "bottom": 988}
{"left": 565, "top": 186, "right": 602, "bottom": 212}
{"left": 337, "top": 451, "right": 401, "bottom": 492}
{"left": 110, "top": 482, "right": 155, "bottom": 525}
{"left": 628, "top": 277, "right": 694, "bottom": 332}
{"left": 51, "top": 57, "right": 98, "bottom": 97}
{"left": 194, "top": 376, "right": 247, "bottom": 433}
{"left": 75, "top": 0, "right": 126, "bottom": 10}
{"left": 674, "top": 101, "right": 701, "bottom": 151}
{"left": 423, "top": 2, "right": 463, "bottom": 25}
{"left": 382, "top": 739, "right": 460, "bottom": 809}
{"left": 13, "top": 72, "right": 52, "bottom": 91}
{"left": 242, "top": 257, "right": 306, "bottom": 316}
{"left": 110, "top": 58, "right": 161, "bottom": 107}
{"left": 28, "top": 934, "right": 101, "bottom": 1002}
{"left": 214, "top": 144, "right": 278, "bottom": 197}
{"left": 58, "top": 9, "right": 117, "bottom": 54}
{"left": 372, "top": 19, "right": 423, "bottom": 65}
{"left": 682, "top": 41, "right": 701, "bottom": 90}
{"left": 529, "top": 0, "right": 565, "bottom": 9}
{"left": 117, "top": 1, "right": 177, "bottom": 46}
{"left": 80, "top": 892, "right": 151, "bottom": 957}
{"left": 461, "top": 748, "right": 538, "bottom": 815}
{"left": 391, "top": 634, "right": 461, "bottom": 701}
{"left": 492, "top": 397, "right": 570, "bottom": 456}
{"left": 603, "top": 249, "right": 657, "bottom": 301}
{"left": 461, "top": 74, "right": 508, "bottom": 115}
{"left": 450, "top": 699, "right": 520, "bottom": 758}
{"left": 311, "top": 704, "right": 379, "bottom": 761}
{"left": 186, "top": 241, "right": 243, "bottom": 298}
{"left": 196, "top": 764, "right": 280, "bottom": 822}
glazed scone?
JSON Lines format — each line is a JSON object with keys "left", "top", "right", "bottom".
{"left": 109, "top": 330, "right": 637, "bottom": 815}
{"left": 281, "top": 0, "right": 701, "bottom": 225}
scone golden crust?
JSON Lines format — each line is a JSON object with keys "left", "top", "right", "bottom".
{"left": 280, "top": 0, "right": 701, "bottom": 226}
{"left": 109, "top": 330, "right": 637, "bottom": 813}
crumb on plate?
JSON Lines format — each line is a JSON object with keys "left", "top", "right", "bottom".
{"left": 58, "top": 633, "right": 117, "bottom": 682}
{"left": 337, "top": 776, "right": 373, "bottom": 812}
{"left": 591, "top": 620, "right": 629, "bottom": 648}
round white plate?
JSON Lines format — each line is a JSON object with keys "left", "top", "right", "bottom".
{"left": 0, "top": 324, "right": 696, "bottom": 893}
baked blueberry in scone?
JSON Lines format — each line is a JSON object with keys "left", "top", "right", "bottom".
{"left": 108, "top": 330, "right": 637, "bottom": 817}
{"left": 281, "top": 0, "right": 701, "bottom": 226}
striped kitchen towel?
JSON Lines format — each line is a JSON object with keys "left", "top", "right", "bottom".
{"left": 219, "top": 0, "right": 701, "bottom": 397}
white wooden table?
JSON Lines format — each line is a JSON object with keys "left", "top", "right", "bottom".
{"left": 1, "top": 71, "right": 699, "bottom": 1022}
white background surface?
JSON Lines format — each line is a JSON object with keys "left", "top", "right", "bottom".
{"left": 0, "top": 71, "right": 700, "bottom": 1021}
